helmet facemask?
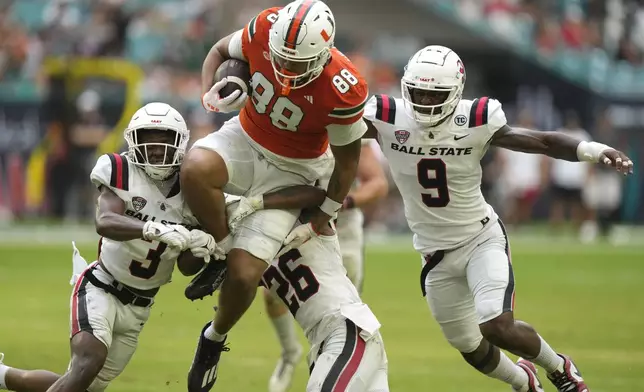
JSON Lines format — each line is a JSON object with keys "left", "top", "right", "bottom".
{"left": 401, "top": 78, "right": 462, "bottom": 127}
{"left": 269, "top": 43, "right": 330, "bottom": 94}
{"left": 124, "top": 127, "right": 186, "bottom": 181}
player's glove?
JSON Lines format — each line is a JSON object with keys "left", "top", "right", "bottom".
{"left": 185, "top": 260, "right": 227, "bottom": 301}
{"left": 143, "top": 221, "right": 190, "bottom": 250}
{"left": 276, "top": 222, "right": 317, "bottom": 258}
{"left": 227, "top": 195, "right": 264, "bottom": 233}
{"left": 184, "top": 229, "right": 227, "bottom": 264}
{"left": 202, "top": 78, "right": 248, "bottom": 113}
{"left": 214, "top": 234, "right": 233, "bottom": 260}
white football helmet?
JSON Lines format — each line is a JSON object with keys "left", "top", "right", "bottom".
{"left": 268, "top": 0, "right": 335, "bottom": 93}
{"left": 123, "top": 102, "right": 189, "bottom": 181}
{"left": 401, "top": 45, "right": 466, "bottom": 127}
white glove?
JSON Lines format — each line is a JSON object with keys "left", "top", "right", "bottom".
{"left": 228, "top": 195, "right": 264, "bottom": 233}
{"left": 214, "top": 234, "right": 234, "bottom": 260}
{"left": 276, "top": 223, "right": 317, "bottom": 258}
{"left": 202, "top": 78, "right": 248, "bottom": 113}
{"left": 186, "top": 229, "right": 223, "bottom": 264}
{"left": 143, "top": 221, "right": 191, "bottom": 250}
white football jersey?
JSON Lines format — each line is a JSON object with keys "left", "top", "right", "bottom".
{"left": 364, "top": 94, "right": 507, "bottom": 254}
{"left": 261, "top": 232, "right": 379, "bottom": 345}
{"left": 90, "top": 153, "right": 199, "bottom": 290}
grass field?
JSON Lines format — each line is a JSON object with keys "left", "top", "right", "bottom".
{"left": 1, "top": 237, "right": 643, "bottom": 391}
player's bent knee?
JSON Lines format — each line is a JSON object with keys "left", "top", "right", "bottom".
{"left": 439, "top": 322, "right": 483, "bottom": 353}
{"left": 446, "top": 333, "right": 483, "bottom": 354}
{"left": 479, "top": 311, "right": 514, "bottom": 347}
{"left": 227, "top": 249, "right": 268, "bottom": 287}
{"left": 181, "top": 147, "right": 229, "bottom": 188}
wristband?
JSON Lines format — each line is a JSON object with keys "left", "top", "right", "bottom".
{"left": 576, "top": 141, "right": 610, "bottom": 163}
{"left": 248, "top": 195, "right": 264, "bottom": 210}
{"left": 320, "top": 197, "right": 343, "bottom": 216}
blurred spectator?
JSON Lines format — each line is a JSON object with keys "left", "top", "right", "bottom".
{"left": 75, "top": 1, "right": 130, "bottom": 57}
{"left": 535, "top": 17, "right": 561, "bottom": 56}
{"left": 546, "top": 111, "right": 591, "bottom": 233}
{"left": 560, "top": 3, "right": 587, "bottom": 49}
{"left": 0, "top": 5, "right": 28, "bottom": 81}
{"left": 494, "top": 110, "right": 546, "bottom": 228}
{"left": 64, "top": 90, "right": 111, "bottom": 221}
{"left": 580, "top": 111, "right": 625, "bottom": 243}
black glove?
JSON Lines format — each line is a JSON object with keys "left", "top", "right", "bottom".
{"left": 185, "top": 260, "right": 227, "bottom": 301}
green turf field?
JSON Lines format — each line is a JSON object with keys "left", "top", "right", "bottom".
{"left": 1, "top": 239, "right": 643, "bottom": 391}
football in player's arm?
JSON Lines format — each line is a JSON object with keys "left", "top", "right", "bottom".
{"left": 184, "top": 3, "right": 369, "bottom": 390}
{"left": 198, "top": 17, "right": 366, "bottom": 235}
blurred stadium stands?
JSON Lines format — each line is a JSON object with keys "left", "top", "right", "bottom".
{"left": 0, "top": 0, "right": 642, "bottom": 244}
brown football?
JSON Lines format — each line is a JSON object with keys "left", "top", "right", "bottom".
{"left": 177, "top": 250, "right": 206, "bottom": 276}
{"left": 213, "top": 59, "right": 252, "bottom": 98}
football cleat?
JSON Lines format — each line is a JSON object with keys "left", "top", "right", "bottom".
{"left": 515, "top": 358, "right": 544, "bottom": 392}
{"left": 547, "top": 354, "right": 589, "bottom": 392}
{"left": 185, "top": 261, "right": 227, "bottom": 301}
{"left": 268, "top": 346, "right": 303, "bottom": 392}
{"left": 187, "top": 322, "right": 230, "bottom": 392}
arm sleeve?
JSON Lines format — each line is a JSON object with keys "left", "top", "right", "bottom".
{"left": 90, "top": 154, "right": 114, "bottom": 189}
{"left": 326, "top": 120, "right": 368, "bottom": 146}
{"left": 487, "top": 98, "right": 508, "bottom": 136}
{"left": 227, "top": 30, "right": 246, "bottom": 61}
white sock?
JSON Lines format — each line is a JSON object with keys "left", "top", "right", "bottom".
{"left": 530, "top": 335, "right": 564, "bottom": 373}
{"left": 204, "top": 323, "right": 227, "bottom": 342}
{"left": 270, "top": 313, "right": 300, "bottom": 357}
{"left": 0, "top": 363, "right": 10, "bottom": 389}
{"left": 488, "top": 352, "right": 529, "bottom": 390}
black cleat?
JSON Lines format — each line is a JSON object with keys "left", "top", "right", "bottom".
{"left": 187, "top": 321, "right": 230, "bottom": 392}
{"left": 185, "top": 260, "right": 227, "bottom": 301}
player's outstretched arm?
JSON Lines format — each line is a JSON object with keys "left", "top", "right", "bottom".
{"left": 490, "top": 125, "right": 633, "bottom": 174}
{"left": 345, "top": 143, "right": 388, "bottom": 208}
{"left": 95, "top": 186, "right": 146, "bottom": 241}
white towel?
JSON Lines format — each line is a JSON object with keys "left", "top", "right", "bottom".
{"left": 70, "top": 241, "right": 89, "bottom": 286}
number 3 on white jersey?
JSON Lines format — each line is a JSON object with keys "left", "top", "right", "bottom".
{"left": 249, "top": 69, "right": 359, "bottom": 132}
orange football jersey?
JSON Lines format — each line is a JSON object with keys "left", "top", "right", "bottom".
{"left": 240, "top": 7, "right": 368, "bottom": 159}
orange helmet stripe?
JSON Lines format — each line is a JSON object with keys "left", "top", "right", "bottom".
{"left": 284, "top": 0, "right": 315, "bottom": 50}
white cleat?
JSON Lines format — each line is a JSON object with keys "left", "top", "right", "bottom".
{"left": 515, "top": 358, "right": 545, "bottom": 392}
{"left": 0, "top": 353, "right": 4, "bottom": 364}
{"left": 268, "top": 347, "right": 303, "bottom": 392}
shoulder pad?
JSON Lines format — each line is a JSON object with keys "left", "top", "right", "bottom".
{"left": 373, "top": 94, "right": 397, "bottom": 125}
{"left": 323, "top": 52, "right": 368, "bottom": 125}
{"left": 246, "top": 7, "right": 281, "bottom": 42}
{"left": 90, "top": 153, "right": 130, "bottom": 191}
{"left": 468, "top": 97, "right": 490, "bottom": 128}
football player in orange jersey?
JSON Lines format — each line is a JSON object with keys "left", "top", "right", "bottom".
{"left": 180, "top": 1, "right": 369, "bottom": 390}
